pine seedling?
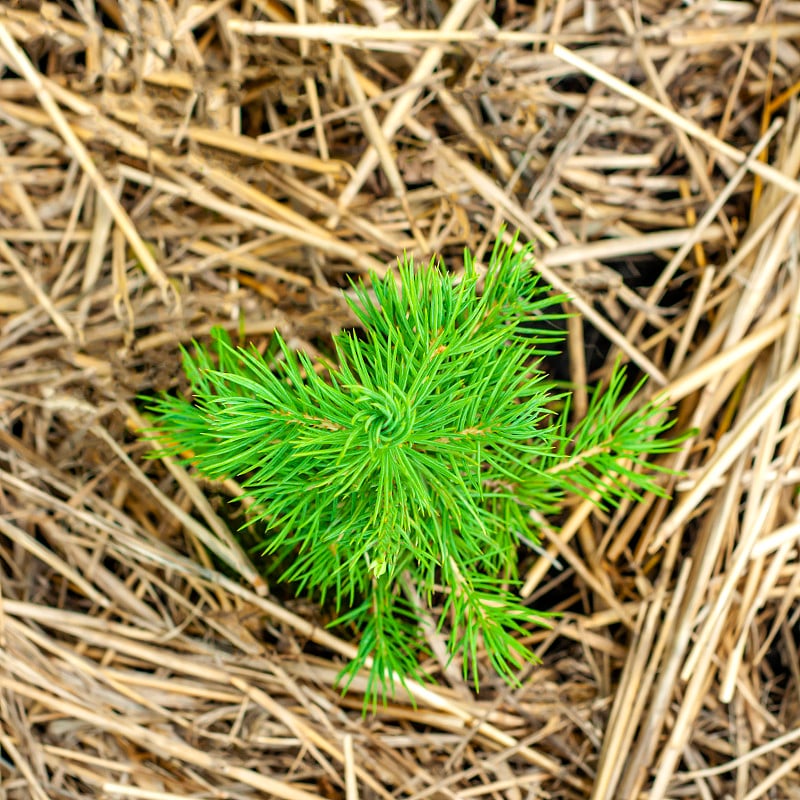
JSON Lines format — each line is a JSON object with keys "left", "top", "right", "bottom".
{"left": 145, "top": 236, "right": 684, "bottom": 707}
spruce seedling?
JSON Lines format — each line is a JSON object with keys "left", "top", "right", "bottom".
{"left": 146, "top": 236, "right": 683, "bottom": 707}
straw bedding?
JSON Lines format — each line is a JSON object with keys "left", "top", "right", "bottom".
{"left": 1, "top": 1, "right": 799, "bottom": 798}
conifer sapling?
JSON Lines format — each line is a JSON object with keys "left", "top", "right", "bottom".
{"left": 145, "top": 236, "right": 684, "bottom": 706}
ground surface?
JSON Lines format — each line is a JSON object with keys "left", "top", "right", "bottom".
{"left": 1, "top": 1, "right": 800, "bottom": 798}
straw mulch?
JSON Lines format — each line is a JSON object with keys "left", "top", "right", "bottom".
{"left": 1, "top": 1, "right": 799, "bottom": 798}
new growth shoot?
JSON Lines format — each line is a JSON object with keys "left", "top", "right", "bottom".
{"left": 146, "top": 235, "right": 684, "bottom": 707}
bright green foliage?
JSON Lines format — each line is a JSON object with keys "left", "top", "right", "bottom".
{"left": 145, "top": 237, "right": 684, "bottom": 706}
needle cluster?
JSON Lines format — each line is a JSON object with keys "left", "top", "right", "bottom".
{"left": 146, "top": 237, "right": 683, "bottom": 706}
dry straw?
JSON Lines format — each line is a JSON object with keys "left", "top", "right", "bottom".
{"left": 0, "top": 1, "right": 799, "bottom": 798}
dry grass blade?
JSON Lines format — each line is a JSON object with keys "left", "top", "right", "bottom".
{"left": 1, "top": 1, "right": 799, "bottom": 799}
{"left": 0, "top": 23, "right": 177, "bottom": 309}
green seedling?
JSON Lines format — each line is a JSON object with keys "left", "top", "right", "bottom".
{"left": 145, "top": 235, "right": 684, "bottom": 707}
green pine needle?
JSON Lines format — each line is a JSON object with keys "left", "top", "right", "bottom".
{"left": 144, "top": 234, "right": 686, "bottom": 708}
